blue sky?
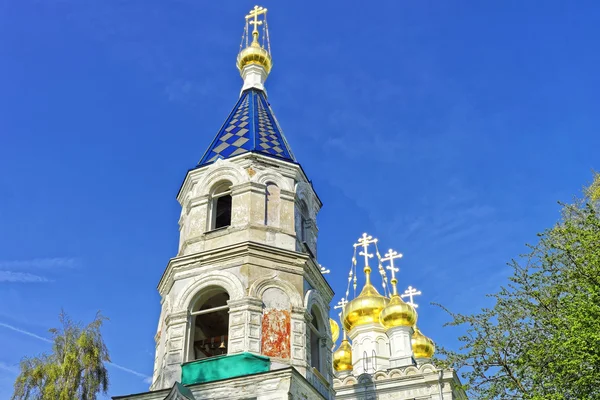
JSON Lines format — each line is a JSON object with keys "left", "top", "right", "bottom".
{"left": 1, "top": 1, "right": 599, "bottom": 398}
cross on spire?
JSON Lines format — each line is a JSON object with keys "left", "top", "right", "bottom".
{"left": 381, "top": 248, "right": 403, "bottom": 295}
{"left": 354, "top": 233, "right": 378, "bottom": 271}
{"left": 401, "top": 286, "right": 422, "bottom": 308}
{"left": 245, "top": 5, "right": 267, "bottom": 43}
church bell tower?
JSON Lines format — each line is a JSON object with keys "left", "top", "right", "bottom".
{"left": 149, "top": 5, "right": 335, "bottom": 399}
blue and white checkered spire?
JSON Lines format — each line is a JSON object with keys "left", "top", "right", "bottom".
{"left": 198, "top": 88, "right": 295, "bottom": 166}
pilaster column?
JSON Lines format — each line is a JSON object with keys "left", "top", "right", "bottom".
{"left": 349, "top": 323, "right": 390, "bottom": 374}
{"left": 228, "top": 297, "right": 263, "bottom": 354}
{"left": 290, "top": 306, "right": 308, "bottom": 375}
{"left": 387, "top": 326, "right": 415, "bottom": 368}
{"left": 158, "top": 311, "right": 188, "bottom": 389}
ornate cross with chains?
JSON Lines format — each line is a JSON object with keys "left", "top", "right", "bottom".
{"left": 354, "top": 233, "right": 378, "bottom": 268}
{"left": 401, "top": 286, "right": 422, "bottom": 308}
{"left": 381, "top": 248, "right": 403, "bottom": 282}
{"left": 246, "top": 5, "right": 267, "bottom": 34}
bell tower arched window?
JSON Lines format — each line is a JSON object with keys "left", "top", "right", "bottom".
{"left": 210, "top": 181, "right": 232, "bottom": 230}
{"left": 189, "top": 287, "right": 230, "bottom": 361}
{"left": 309, "top": 308, "right": 323, "bottom": 373}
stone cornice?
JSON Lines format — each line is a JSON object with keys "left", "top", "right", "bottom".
{"left": 333, "top": 366, "right": 464, "bottom": 396}
{"left": 159, "top": 241, "right": 312, "bottom": 295}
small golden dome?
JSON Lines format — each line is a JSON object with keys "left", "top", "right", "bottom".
{"left": 330, "top": 318, "right": 340, "bottom": 344}
{"left": 412, "top": 326, "right": 435, "bottom": 359}
{"left": 380, "top": 294, "right": 417, "bottom": 329}
{"left": 333, "top": 339, "right": 353, "bottom": 372}
{"left": 236, "top": 42, "right": 272, "bottom": 74}
{"left": 343, "top": 281, "right": 389, "bottom": 332}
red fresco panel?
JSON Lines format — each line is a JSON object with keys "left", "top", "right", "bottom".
{"left": 261, "top": 308, "right": 291, "bottom": 359}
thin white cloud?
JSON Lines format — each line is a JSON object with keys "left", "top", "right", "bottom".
{"left": 0, "top": 322, "right": 53, "bottom": 343}
{"left": 107, "top": 362, "right": 152, "bottom": 382}
{"left": 0, "top": 322, "right": 152, "bottom": 383}
{"left": 0, "top": 271, "right": 50, "bottom": 283}
{"left": 0, "top": 258, "right": 78, "bottom": 270}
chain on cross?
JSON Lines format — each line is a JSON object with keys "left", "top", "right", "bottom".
{"left": 401, "top": 285, "right": 422, "bottom": 308}
{"left": 354, "top": 233, "right": 378, "bottom": 269}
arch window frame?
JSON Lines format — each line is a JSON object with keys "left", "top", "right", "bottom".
{"left": 208, "top": 181, "right": 233, "bottom": 231}
{"left": 309, "top": 307, "right": 325, "bottom": 375}
{"left": 187, "top": 287, "right": 231, "bottom": 362}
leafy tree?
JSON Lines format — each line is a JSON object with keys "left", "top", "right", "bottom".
{"left": 12, "top": 311, "right": 110, "bottom": 400}
{"left": 436, "top": 173, "right": 600, "bottom": 399}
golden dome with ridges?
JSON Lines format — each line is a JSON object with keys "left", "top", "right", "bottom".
{"left": 380, "top": 294, "right": 417, "bottom": 329}
{"left": 333, "top": 338, "right": 353, "bottom": 372}
{"left": 330, "top": 318, "right": 340, "bottom": 344}
{"left": 343, "top": 278, "right": 389, "bottom": 332}
{"left": 236, "top": 6, "right": 272, "bottom": 75}
{"left": 236, "top": 42, "right": 272, "bottom": 74}
{"left": 412, "top": 326, "right": 435, "bottom": 359}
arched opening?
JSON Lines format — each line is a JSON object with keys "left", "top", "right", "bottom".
{"left": 265, "top": 182, "right": 280, "bottom": 226}
{"left": 210, "top": 181, "right": 232, "bottom": 230}
{"left": 309, "top": 308, "right": 323, "bottom": 373}
{"left": 189, "top": 287, "right": 230, "bottom": 360}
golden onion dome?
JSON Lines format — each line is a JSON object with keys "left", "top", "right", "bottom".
{"left": 412, "top": 326, "right": 435, "bottom": 359}
{"left": 380, "top": 294, "right": 417, "bottom": 329}
{"left": 343, "top": 279, "right": 389, "bottom": 332}
{"left": 236, "top": 42, "right": 272, "bottom": 74}
{"left": 330, "top": 318, "right": 340, "bottom": 344}
{"left": 333, "top": 338, "right": 353, "bottom": 372}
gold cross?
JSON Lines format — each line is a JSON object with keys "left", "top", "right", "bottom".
{"left": 382, "top": 248, "right": 403, "bottom": 294}
{"left": 334, "top": 297, "right": 348, "bottom": 313}
{"left": 245, "top": 5, "right": 267, "bottom": 42}
{"left": 401, "top": 286, "right": 422, "bottom": 308}
{"left": 354, "top": 233, "right": 378, "bottom": 269}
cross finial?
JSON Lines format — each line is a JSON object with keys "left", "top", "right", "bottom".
{"left": 334, "top": 298, "right": 349, "bottom": 339}
{"left": 401, "top": 286, "right": 422, "bottom": 308}
{"left": 354, "top": 233, "right": 378, "bottom": 272}
{"left": 381, "top": 248, "right": 403, "bottom": 295}
{"left": 245, "top": 5, "right": 267, "bottom": 44}
{"left": 334, "top": 297, "right": 348, "bottom": 312}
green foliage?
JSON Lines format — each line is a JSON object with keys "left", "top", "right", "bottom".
{"left": 12, "top": 311, "right": 110, "bottom": 400}
{"left": 436, "top": 176, "right": 600, "bottom": 399}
